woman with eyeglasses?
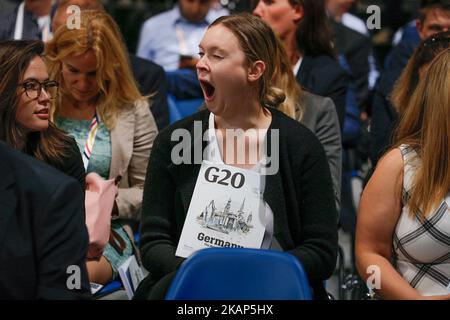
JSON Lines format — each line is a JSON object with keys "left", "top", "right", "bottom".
{"left": 0, "top": 40, "right": 85, "bottom": 188}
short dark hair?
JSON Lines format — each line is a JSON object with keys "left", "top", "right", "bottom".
{"left": 418, "top": 0, "right": 450, "bottom": 22}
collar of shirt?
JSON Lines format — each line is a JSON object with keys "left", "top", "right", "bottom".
{"left": 293, "top": 57, "right": 303, "bottom": 76}
{"left": 173, "top": 5, "right": 217, "bottom": 26}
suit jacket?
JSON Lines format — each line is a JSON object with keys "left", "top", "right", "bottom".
{"left": 138, "top": 108, "right": 338, "bottom": 299}
{"left": 0, "top": 1, "right": 41, "bottom": 40}
{"left": 331, "top": 20, "right": 373, "bottom": 110}
{"left": 0, "top": 141, "right": 91, "bottom": 299}
{"left": 110, "top": 99, "right": 158, "bottom": 221}
{"left": 129, "top": 54, "right": 170, "bottom": 130}
{"left": 296, "top": 54, "right": 349, "bottom": 129}
{"left": 298, "top": 91, "right": 342, "bottom": 211}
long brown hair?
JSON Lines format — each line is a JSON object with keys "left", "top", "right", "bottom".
{"left": 393, "top": 48, "right": 450, "bottom": 219}
{"left": 0, "top": 40, "right": 72, "bottom": 164}
{"left": 392, "top": 31, "right": 450, "bottom": 115}
{"left": 272, "top": 35, "right": 304, "bottom": 119}
{"left": 210, "top": 13, "right": 286, "bottom": 110}
{"left": 290, "top": 0, "right": 336, "bottom": 58}
{"left": 46, "top": 10, "right": 146, "bottom": 130}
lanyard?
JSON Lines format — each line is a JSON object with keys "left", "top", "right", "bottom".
{"left": 82, "top": 112, "right": 100, "bottom": 172}
{"left": 13, "top": 1, "right": 25, "bottom": 40}
{"left": 175, "top": 25, "right": 189, "bottom": 55}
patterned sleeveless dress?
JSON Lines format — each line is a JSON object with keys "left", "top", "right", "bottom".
{"left": 393, "top": 145, "right": 450, "bottom": 296}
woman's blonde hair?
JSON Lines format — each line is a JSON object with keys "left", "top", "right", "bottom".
{"left": 46, "top": 10, "right": 145, "bottom": 129}
{"left": 393, "top": 48, "right": 450, "bottom": 219}
{"left": 272, "top": 35, "right": 304, "bottom": 120}
{"left": 210, "top": 13, "right": 286, "bottom": 111}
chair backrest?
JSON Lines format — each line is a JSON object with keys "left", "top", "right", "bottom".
{"left": 165, "top": 248, "right": 312, "bottom": 300}
{"left": 167, "top": 93, "right": 204, "bottom": 124}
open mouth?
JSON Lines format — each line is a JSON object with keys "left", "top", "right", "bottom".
{"left": 199, "top": 80, "right": 215, "bottom": 101}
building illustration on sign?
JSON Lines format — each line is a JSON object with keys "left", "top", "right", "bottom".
{"left": 197, "top": 198, "right": 253, "bottom": 235}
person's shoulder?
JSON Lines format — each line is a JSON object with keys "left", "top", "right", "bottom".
{"left": 373, "top": 147, "right": 404, "bottom": 178}
{"left": 301, "top": 90, "right": 335, "bottom": 112}
{"left": 129, "top": 54, "right": 165, "bottom": 75}
{"left": 304, "top": 54, "right": 346, "bottom": 76}
{"left": 270, "top": 108, "right": 327, "bottom": 161}
{"left": 0, "top": 142, "right": 79, "bottom": 196}
{"left": 342, "top": 13, "right": 369, "bottom": 37}
{"left": 270, "top": 107, "right": 317, "bottom": 140}
{"left": 141, "top": 7, "right": 178, "bottom": 30}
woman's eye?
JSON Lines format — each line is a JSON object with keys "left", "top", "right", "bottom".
{"left": 24, "top": 82, "right": 38, "bottom": 90}
{"left": 213, "top": 55, "right": 223, "bottom": 59}
{"left": 198, "top": 52, "right": 204, "bottom": 57}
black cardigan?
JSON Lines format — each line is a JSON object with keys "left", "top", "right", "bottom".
{"left": 139, "top": 108, "right": 338, "bottom": 298}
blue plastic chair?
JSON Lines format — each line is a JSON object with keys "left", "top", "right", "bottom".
{"left": 94, "top": 280, "right": 123, "bottom": 298}
{"left": 167, "top": 93, "right": 203, "bottom": 124}
{"left": 165, "top": 248, "right": 312, "bottom": 300}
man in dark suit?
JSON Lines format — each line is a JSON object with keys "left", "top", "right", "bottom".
{"left": 330, "top": 20, "right": 374, "bottom": 112}
{"left": 0, "top": 0, "right": 54, "bottom": 41}
{"left": 0, "top": 142, "right": 91, "bottom": 299}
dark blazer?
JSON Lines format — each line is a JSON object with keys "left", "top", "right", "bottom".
{"left": 0, "top": 142, "right": 91, "bottom": 299}
{"left": 331, "top": 20, "right": 373, "bottom": 110}
{"left": 137, "top": 108, "right": 338, "bottom": 299}
{"left": 129, "top": 54, "right": 170, "bottom": 130}
{"left": 369, "top": 73, "right": 399, "bottom": 165}
{"left": 296, "top": 54, "right": 349, "bottom": 129}
{"left": 370, "top": 40, "right": 416, "bottom": 165}
{"left": 0, "top": 1, "right": 41, "bottom": 40}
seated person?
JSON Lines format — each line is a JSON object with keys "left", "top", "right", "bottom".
{"left": 253, "top": 0, "right": 350, "bottom": 130}
{"left": 137, "top": 0, "right": 228, "bottom": 100}
{"left": 137, "top": 0, "right": 224, "bottom": 71}
{"left": 371, "top": 0, "right": 450, "bottom": 165}
{"left": 52, "top": 0, "right": 170, "bottom": 130}
{"left": 135, "top": 13, "right": 338, "bottom": 300}
{"left": 271, "top": 35, "right": 342, "bottom": 212}
{"left": 0, "top": 39, "right": 84, "bottom": 188}
{"left": 46, "top": 10, "right": 158, "bottom": 285}
{"left": 0, "top": 141, "right": 90, "bottom": 299}
{"left": 356, "top": 49, "right": 450, "bottom": 299}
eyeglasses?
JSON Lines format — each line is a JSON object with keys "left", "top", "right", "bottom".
{"left": 17, "top": 79, "right": 59, "bottom": 100}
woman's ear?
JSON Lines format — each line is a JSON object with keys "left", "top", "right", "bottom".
{"left": 293, "top": 3, "right": 304, "bottom": 23}
{"left": 248, "top": 60, "right": 266, "bottom": 82}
